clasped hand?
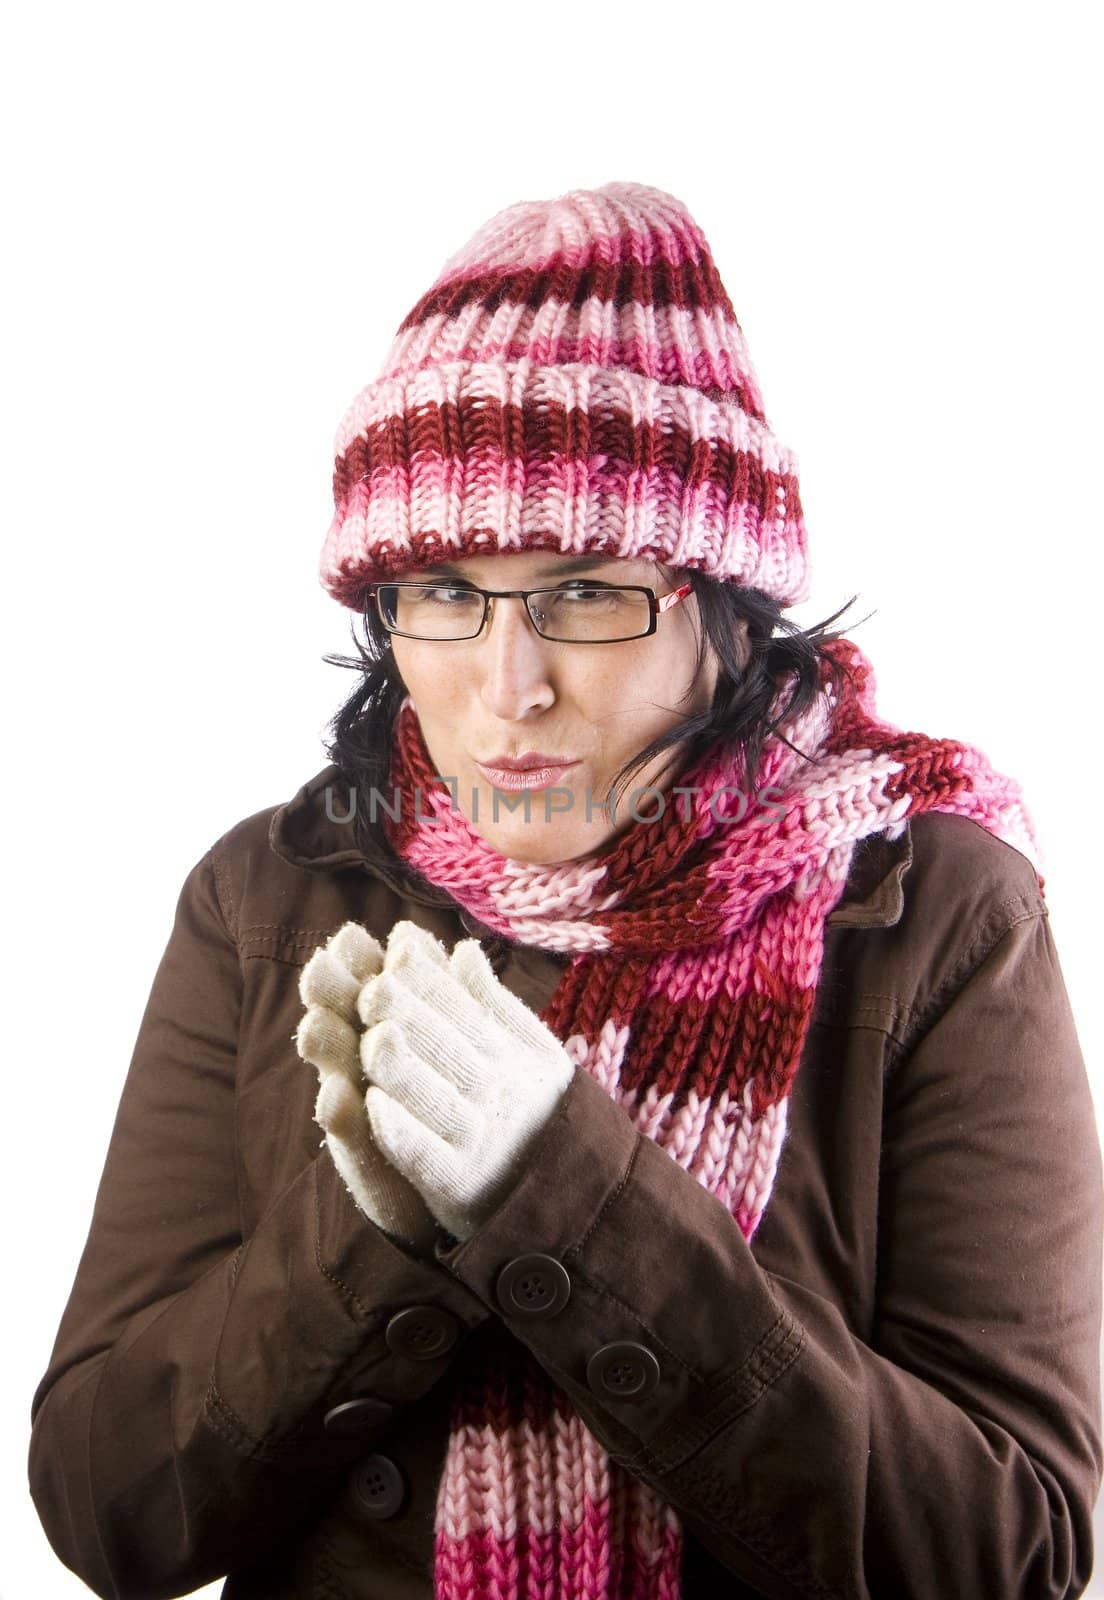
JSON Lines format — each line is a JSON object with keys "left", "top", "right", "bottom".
{"left": 294, "top": 920, "right": 575, "bottom": 1246}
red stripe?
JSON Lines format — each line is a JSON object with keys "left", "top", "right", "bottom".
{"left": 883, "top": 739, "right": 975, "bottom": 806}
{"left": 333, "top": 395, "right": 797, "bottom": 518}
{"left": 398, "top": 238, "right": 741, "bottom": 337}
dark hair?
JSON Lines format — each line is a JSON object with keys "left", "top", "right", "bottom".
{"left": 319, "top": 564, "right": 867, "bottom": 877}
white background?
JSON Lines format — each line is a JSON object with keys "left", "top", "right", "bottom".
{"left": 3, "top": 2, "right": 1102, "bottom": 1595}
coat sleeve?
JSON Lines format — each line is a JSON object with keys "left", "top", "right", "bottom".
{"left": 431, "top": 904, "right": 1104, "bottom": 1600}
{"left": 27, "top": 842, "right": 492, "bottom": 1600}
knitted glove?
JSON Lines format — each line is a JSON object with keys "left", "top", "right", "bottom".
{"left": 295, "top": 923, "right": 439, "bottom": 1252}
{"left": 357, "top": 921, "right": 576, "bottom": 1243}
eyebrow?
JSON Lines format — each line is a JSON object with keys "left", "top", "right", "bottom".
{"left": 415, "top": 555, "right": 627, "bottom": 581}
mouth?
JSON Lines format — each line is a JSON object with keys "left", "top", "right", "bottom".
{"left": 474, "top": 757, "right": 581, "bottom": 792}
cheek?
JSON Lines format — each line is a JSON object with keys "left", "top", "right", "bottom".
{"left": 620, "top": 638, "right": 699, "bottom": 701}
{"left": 389, "top": 643, "right": 413, "bottom": 694}
{"left": 392, "top": 645, "right": 452, "bottom": 706}
{"left": 695, "top": 650, "right": 720, "bottom": 709}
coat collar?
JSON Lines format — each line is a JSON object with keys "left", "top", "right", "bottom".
{"left": 825, "top": 826, "right": 911, "bottom": 928}
{"left": 267, "top": 763, "right": 456, "bottom": 909}
{"left": 268, "top": 763, "right": 912, "bottom": 930}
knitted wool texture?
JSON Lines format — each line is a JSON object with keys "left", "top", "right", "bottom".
{"left": 381, "top": 634, "right": 1041, "bottom": 1600}
{"left": 319, "top": 181, "right": 808, "bottom": 607}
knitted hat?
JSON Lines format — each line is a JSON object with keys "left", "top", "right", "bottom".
{"left": 318, "top": 181, "right": 809, "bottom": 609}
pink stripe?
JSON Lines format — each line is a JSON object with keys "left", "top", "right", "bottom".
{"left": 434, "top": 1506, "right": 683, "bottom": 1598}
{"left": 330, "top": 359, "right": 779, "bottom": 460}
{"left": 381, "top": 297, "right": 756, "bottom": 394}
{"left": 322, "top": 482, "right": 798, "bottom": 584}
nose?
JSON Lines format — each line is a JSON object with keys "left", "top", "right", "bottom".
{"left": 477, "top": 595, "right": 556, "bottom": 720}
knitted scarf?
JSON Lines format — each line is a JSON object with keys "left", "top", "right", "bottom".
{"left": 381, "top": 634, "right": 1040, "bottom": 1600}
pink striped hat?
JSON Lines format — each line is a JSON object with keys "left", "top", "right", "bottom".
{"left": 318, "top": 181, "right": 810, "bottom": 608}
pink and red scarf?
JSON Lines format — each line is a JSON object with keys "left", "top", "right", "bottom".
{"left": 382, "top": 635, "right": 1040, "bottom": 1599}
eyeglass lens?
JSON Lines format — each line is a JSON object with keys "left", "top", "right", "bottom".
{"left": 376, "top": 585, "right": 652, "bottom": 641}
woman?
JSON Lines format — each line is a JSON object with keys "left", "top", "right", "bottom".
{"left": 28, "top": 183, "right": 1103, "bottom": 1599}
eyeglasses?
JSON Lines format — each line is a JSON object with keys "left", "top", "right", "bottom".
{"left": 364, "top": 580, "right": 693, "bottom": 643}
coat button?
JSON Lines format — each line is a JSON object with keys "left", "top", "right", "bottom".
{"left": 350, "top": 1454, "right": 406, "bottom": 1520}
{"left": 494, "top": 1253, "right": 572, "bottom": 1318}
{"left": 384, "top": 1305, "right": 461, "bottom": 1359}
{"left": 322, "top": 1396, "right": 395, "bottom": 1438}
{"left": 586, "top": 1341, "right": 661, "bottom": 1401}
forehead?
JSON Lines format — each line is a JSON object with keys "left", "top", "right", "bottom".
{"left": 411, "top": 551, "right": 661, "bottom": 584}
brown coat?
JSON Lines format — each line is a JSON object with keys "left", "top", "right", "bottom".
{"left": 28, "top": 763, "right": 1104, "bottom": 1599}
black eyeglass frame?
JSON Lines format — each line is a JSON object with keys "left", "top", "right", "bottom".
{"left": 362, "top": 580, "right": 693, "bottom": 644}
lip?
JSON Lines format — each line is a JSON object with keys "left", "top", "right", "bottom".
{"left": 479, "top": 751, "right": 577, "bottom": 771}
{"left": 474, "top": 757, "right": 580, "bottom": 792}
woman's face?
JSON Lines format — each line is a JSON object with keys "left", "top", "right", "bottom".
{"left": 387, "top": 550, "right": 727, "bottom": 864}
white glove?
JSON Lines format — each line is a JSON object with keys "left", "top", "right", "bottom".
{"left": 294, "top": 923, "right": 439, "bottom": 1252}
{"left": 356, "top": 921, "right": 576, "bottom": 1243}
